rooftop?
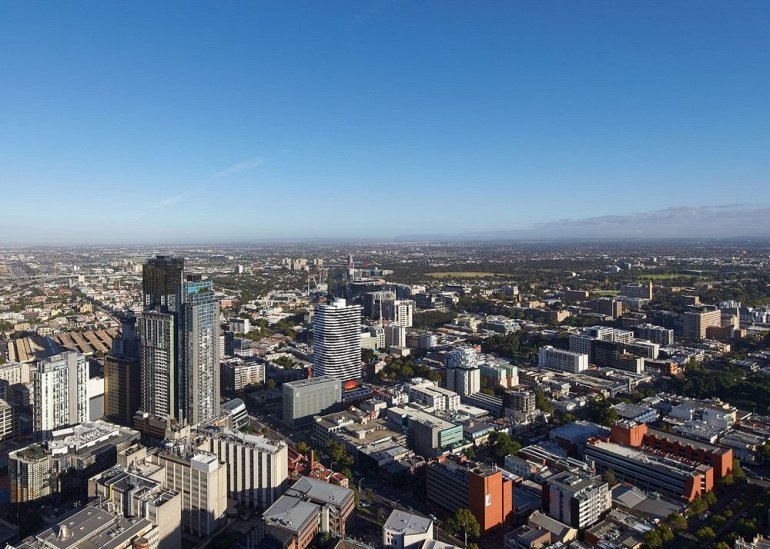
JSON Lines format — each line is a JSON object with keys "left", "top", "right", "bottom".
{"left": 384, "top": 510, "right": 432, "bottom": 536}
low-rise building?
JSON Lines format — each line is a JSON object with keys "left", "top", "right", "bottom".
{"left": 383, "top": 510, "right": 434, "bottom": 549}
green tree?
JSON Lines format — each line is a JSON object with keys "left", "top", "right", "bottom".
{"left": 448, "top": 508, "right": 480, "bottom": 548}
{"left": 535, "top": 389, "right": 554, "bottom": 413}
{"left": 586, "top": 398, "right": 620, "bottom": 426}
{"left": 265, "top": 379, "right": 276, "bottom": 390}
{"left": 703, "top": 491, "right": 717, "bottom": 507}
{"left": 489, "top": 432, "right": 521, "bottom": 463}
{"left": 602, "top": 469, "right": 617, "bottom": 487}
{"left": 714, "top": 542, "right": 731, "bottom": 549}
{"left": 643, "top": 529, "right": 663, "bottom": 549}
{"left": 732, "top": 459, "right": 746, "bottom": 481}
{"left": 696, "top": 527, "right": 715, "bottom": 541}
{"left": 296, "top": 441, "right": 310, "bottom": 455}
{"left": 361, "top": 348, "right": 375, "bottom": 363}
{"left": 667, "top": 512, "right": 687, "bottom": 532}
{"left": 657, "top": 524, "right": 674, "bottom": 543}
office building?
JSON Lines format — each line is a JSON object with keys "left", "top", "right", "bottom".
{"left": 543, "top": 472, "right": 611, "bottom": 529}
{"left": 632, "top": 324, "right": 674, "bottom": 346}
{"left": 180, "top": 276, "right": 220, "bottom": 424}
{"left": 584, "top": 421, "right": 719, "bottom": 501}
{"left": 538, "top": 346, "right": 588, "bottom": 373}
{"left": 588, "top": 298, "right": 623, "bottom": 319}
{"left": 426, "top": 460, "right": 513, "bottom": 532}
{"left": 385, "top": 324, "right": 407, "bottom": 348}
{"left": 480, "top": 362, "right": 519, "bottom": 389}
{"left": 386, "top": 406, "right": 463, "bottom": 458}
{"left": 282, "top": 376, "right": 342, "bottom": 427}
{"left": 230, "top": 317, "right": 250, "bottom": 334}
{"left": 383, "top": 510, "right": 434, "bottom": 549}
{"left": 10, "top": 421, "right": 140, "bottom": 504}
{"left": 195, "top": 425, "right": 289, "bottom": 510}
{"left": 11, "top": 504, "right": 160, "bottom": 549}
{"left": 683, "top": 309, "right": 722, "bottom": 340}
{"left": 504, "top": 390, "right": 536, "bottom": 414}
{"left": 393, "top": 300, "right": 415, "bottom": 328}
{"left": 139, "top": 311, "right": 176, "bottom": 419}
{"left": 105, "top": 314, "right": 142, "bottom": 426}
{"left": 33, "top": 351, "right": 88, "bottom": 441}
{"left": 313, "top": 299, "right": 362, "bottom": 382}
{"left": 0, "top": 399, "right": 14, "bottom": 442}
{"left": 89, "top": 465, "right": 182, "bottom": 549}
{"left": 408, "top": 381, "right": 460, "bottom": 412}
{"left": 446, "top": 348, "right": 481, "bottom": 396}
{"left": 620, "top": 282, "right": 653, "bottom": 300}
{"left": 149, "top": 448, "right": 227, "bottom": 538}
{"left": 221, "top": 357, "right": 265, "bottom": 393}
{"left": 592, "top": 340, "right": 644, "bottom": 373}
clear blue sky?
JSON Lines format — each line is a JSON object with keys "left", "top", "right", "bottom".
{"left": 1, "top": 1, "right": 769, "bottom": 243}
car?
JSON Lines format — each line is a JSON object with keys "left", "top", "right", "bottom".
{"left": 429, "top": 514, "right": 438, "bottom": 521}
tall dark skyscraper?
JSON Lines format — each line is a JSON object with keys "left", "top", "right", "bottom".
{"left": 138, "top": 256, "right": 220, "bottom": 425}
{"left": 104, "top": 314, "right": 141, "bottom": 425}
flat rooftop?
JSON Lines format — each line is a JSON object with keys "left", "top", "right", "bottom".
{"left": 384, "top": 510, "right": 432, "bottom": 536}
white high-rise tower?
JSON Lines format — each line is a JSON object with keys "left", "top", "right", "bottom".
{"left": 313, "top": 299, "right": 362, "bottom": 382}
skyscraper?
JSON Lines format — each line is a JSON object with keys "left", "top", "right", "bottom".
{"left": 181, "top": 275, "right": 220, "bottom": 425}
{"left": 138, "top": 256, "right": 220, "bottom": 426}
{"left": 33, "top": 351, "right": 88, "bottom": 441}
{"left": 104, "top": 314, "right": 142, "bottom": 425}
{"left": 313, "top": 299, "right": 362, "bottom": 382}
{"left": 139, "top": 310, "right": 176, "bottom": 419}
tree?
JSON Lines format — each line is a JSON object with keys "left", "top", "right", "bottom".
{"left": 667, "top": 512, "right": 687, "bottom": 532}
{"left": 714, "top": 542, "right": 731, "bottom": 549}
{"left": 586, "top": 398, "right": 620, "bottom": 426}
{"left": 296, "top": 441, "right": 310, "bottom": 455}
{"left": 602, "top": 469, "right": 617, "bottom": 487}
{"left": 732, "top": 458, "right": 746, "bottom": 481}
{"left": 702, "top": 491, "right": 717, "bottom": 507}
{"left": 657, "top": 524, "right": 674, "bottom": 543}
{"left": 696, "top": 527, "right": 715, "bottom": 541}
{"left": 489, "top": 432, "right": 521, "bottom": 463}
{"left": 326, "top": 440, "right": 354, "bottom": 469}
{"left": 448, "top": 508, "right": 480, "bottom": 548}
{"left": 534, "top": 389, "right": 554, "bottom": 414}
{"left": 265, "top": 379, "right": 276, "bottom": 390}
{"left": 464, "top": 446, "right": 476, "bottom": 459}
{"left": 361, "top": 348, "right": 375, "bottom": 363}
{"left": 643, "top": 529, "right": 663, "bottom": 549}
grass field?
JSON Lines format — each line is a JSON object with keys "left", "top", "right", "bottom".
{"left": 639, "top": 273, "right": 712, "bottom": 280}
{"left": 428, "top": 271, "right": 505, "bottom": 279}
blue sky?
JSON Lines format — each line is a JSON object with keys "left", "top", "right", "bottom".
{"left": 1, "top": 1, "right": 769, "bottom": 243}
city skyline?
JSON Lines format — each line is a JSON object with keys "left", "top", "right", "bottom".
{"left": 2, "top": 1, "right": 769, "bottom": 243}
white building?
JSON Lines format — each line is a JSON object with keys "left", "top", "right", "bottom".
{"left": 408, "top": 381, "right": 460, "bottom": 412}
{"left": 313, "top": 299, "right": 362, "bottom": 382}
{"left": 195, "top": 426, "right": 289, "bottom": 510}
{"left": 383, "top": 509, "right": 434, "bottom": 549}
{"left": 33, "top": 351, "right": 88, "bottom": 441}
{"left": 538, "top": 346, "right": 589, "bottom": 374}
{"left": 230, "top": 317, "right": 251, "bottom": 334}
{"left": 446, "top": 348, "right": 481, "bottom": 396}
{"left": 393, "top": 300, "right": 415, "bottom": 328}
{"left": 546, "top": 472, "right": 610, "bottom": 529}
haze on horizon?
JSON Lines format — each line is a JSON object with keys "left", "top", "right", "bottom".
{"left": 1, "top": 1, "right": 769, "bottom": 245}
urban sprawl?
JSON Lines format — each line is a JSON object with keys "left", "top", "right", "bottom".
{"left": 0, "top": 241, "right": 770, "bottom": 549}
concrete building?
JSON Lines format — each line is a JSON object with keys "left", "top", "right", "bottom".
{"left": 408, "top": 381, "right": 460, "bottom": 412}
{"left": 584, "top": 421, "right": 721, "bottom": 502}
{"left": 263, "top": 476, "right": 355, "bottom": 547}
{"left": 544, "top": 471, "right": 611, "bottom": 529}
{"left": 313, "top": 299, "right": 362, "bottom": 382}
{"left": 620, "top": 282, "right": 653, "bottom": 300}
{"left": 33, "top": 351, "right": 88, "bottom": 441}
{"left": 632, "top": 323, "right": 674, "bottom": 346}
{"left": 194, "top": 425, "right": 289, "bottom": 510}
{"left": 89, "top": 465, "right": 182, "bottom": 549}
{"left": 221, "top": 357, "right": 265, "bottom": 393}
{"left": 230, "top": 317, "right": 251, "bottom": 334}
{"left": 538, "top": 346, "right": 589, "bottom": 374}
{"left": 588, "top": 298, "right": 623, "bottom": 319}
{"left": 0, "top": 398, "right": 17, "bottom": 441}
{"left": 282, "top": 376, "right": 342, "bottom": 427}
{"left": 383, "top": 510, "right": 434, "bottom": 549}
{"left": 480, "top": 362, "right": 519, "bottom": 389}
{"left": 385, "top": 324, "right": 407, "bottom": 348}
{"left": 683, "top": 309, "right": 722, "bottom": 340}
{"left": 149, "top": 448, "right": 227, "bottom": 538}
{"left": 426, "top": 460, "right": 513, "bottom": 532}
{"left": 446, "top": 348, "right": 481, "bottom": 396}
{"left": 139, "top": 311, "right": 176, "bottom": 419}
{"left": 504, "top": 390, "right": 536, "bottom": 414}
{"left": 11, "top": 505, "right": 160, "bottom": 549}
{"left": 393, "top": 300, "right": 415, "bottom": 328}
{"left": 10, "top": 421, "right": 140, "bottom": 504}
{"left": 387, "top": 406, "right": 463, "bottom": 458}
